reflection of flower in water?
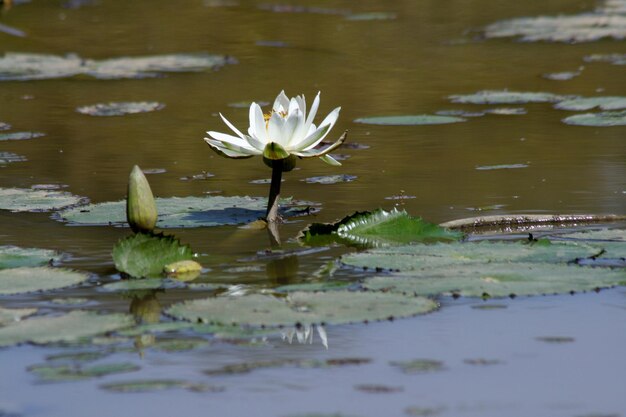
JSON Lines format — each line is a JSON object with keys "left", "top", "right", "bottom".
{"left": 281, "top": 323, "right": 328, "bottom": 349}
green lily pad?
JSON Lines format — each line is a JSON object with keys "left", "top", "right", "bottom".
{"left": 99, "top": 278, "right": 186, "bottom": 292}
{"left": 100, "top": 379, "right": 223, "bottom": 393}
{"left": 77, "top": 102, "right": 165, "bottom": 116}
{"left": 58, "top": 196, "right": 314, "bottom": 228}
{"left": 555, "top": 97, "right": 626, "bottom": 111}
{"left": 0, "top": 131, "right": 45, "bottom": 141}
{"left": 0, "top": 246, "right": 60, "bottom": 269}
{"left": 45, "top": 351, "right": 108, "bottom": 363}
{"left": 28, "top": 362, "right": 140, "bottom": 382}
{"left": 341, "top": 240, "right": 600, "bottom": 271}
{"left": 151, "top": 338, "right": 209, "bottom": 352}
{"left": 0, "top": 311, "right": 134, "bottom": 347}
{"left": 449, "top": 90, "right": 568, "bottom": 104}
{"left": 389, "top": 359, "right": 445, "bottom": 374}
{"left": 204, "top": 357, "right": 371, "bottom": 376}
{"left": 562, "top": 110, "right": 626, "bottom": 126}
{"left": 274, "top": 281, "right": 353, "bottom": 293}
{"left": 0, "top": 188, "right": 87, "bottom": 213}
{"left": 112, "top": 233, "right": 194, "bottom": 278}
{"left": 364, "top": 262, "right": 625, "bottom": 298}
{"left": 50, "top": 297, "right": 90, "bottom": 305}
{"left": 0, "top": 307, "right": 37, "bottom": 326}
{"left": 302, "top": 175, "right": 357, "bottom": 184}
{"left": 0, "top": 152, "right": 27, "bottom": 165}
{"left": 0, "top": 267, "right": 89, "bottom": 295}
{"left": 167, "top": 291, "right": 437, "bottom": 327}
{"left": 354, "top": 115, "right": 465, "bottom": 125}
{"left": 301, "top": 209, "right": 463, "bottom": 247}
{"left": 0, "top": 52, "right": 233, "bottom": 81}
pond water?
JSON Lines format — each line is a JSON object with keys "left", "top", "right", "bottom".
{"left": 0, "top": 0, "right": 625, "bottom": 416}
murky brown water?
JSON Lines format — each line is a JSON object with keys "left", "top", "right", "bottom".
{"left": 0, "top": 0, "right": 625, "bottom": 416}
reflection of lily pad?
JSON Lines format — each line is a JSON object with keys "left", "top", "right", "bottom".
{"left": 29, "top": 362, "right": 140, "bottom": 382}
{"left": 167, "top": 291, "right": 437, "bottom": 327}
{"left": 0, "top": 267, "right": 89, "bottom": 295}
{"left": 0, "top": 131, "right": 45, "bottom": 141}
{"left": 77, "top": 102, "right": 165, "bottom": 116}
{"left": 354, "top": 115, "right": 465, "bottom": 125}
{"left": 555, "top": 97, "right": 626, "bottom": 111}
{"left": 0, "top": 246, "right": 60, "bottom": 269}
{"left": 364, "top": 262, "right": 625, "bottom": 298}
{"left": 0, "top": 307, "right": 37, "bottom": 326}
{"left": 112, "top": 233, "right": 194, "bottom": 278}
{"left": 0, "top": 52, "right": 233, "bottom": 81}
{"left": 0, "top": 152, "right": 27, "bottom": 165}
{"left": 0, "top": 187, "right": 87, "bottom": 212}
{"left": 302, "top": 175, "right": 357, "bottom": 184}
{"left": 100, "top": 379, "right": 223, "bottom": 393}
{"left": 0, "top": 311, "right": 134, "bottom": 347}
{"left": 58, "top": 196, "right": 315, "bottom": 228}
{"left": 562, "top": 110, "right": 626, "bottom": 126}
{"left": 449, "top": 90, "right": 567, "bottom": 104}
{"left": 301, "top": 209, "right": 463, "bottom": 247}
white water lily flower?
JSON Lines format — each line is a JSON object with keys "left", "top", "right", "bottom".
{"left": 205, "top": 91, "right": 345, "bottom": 166}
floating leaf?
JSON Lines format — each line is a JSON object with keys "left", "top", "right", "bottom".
{"left": 151, "top": 338, "right": 209, "bottom": 352}
{"left": 99, "top": 278, "right": 186, "bottom": 292}
{"left": 167, "top": 291, "right": 437, "bottom": 327}
{"left": 50, "top": 297, "right": 90, "bottom": 305}
{"left": 0, "top": 188, "right": 86, "bottom": 212}
{"left": 0, "top": 131, "right": 45, "bottom": 141}
{"left": 390, "top": 359, "right": 445, "bottom": 374}
{"left": 354, "top": 115, "right": 465, "bottom": 125}
{"left": 0, "top": 246, "right": 60, "bottom": 269}
{"left": 100, "top": 379, "right": 223, "bottom": 393}
{"left": 364, "top": 262, "right": 625, "bottom": 298}
{"left": 0, "top": 267, "right": 88, "bottom": 295}
{"left": 584, "top": 53, "right": 626, "bottom": 66}
{"left": 485, "top": 107, "right": 527, "bottom": 115}
{"left": 555, "top": 97, "right": 626, "bottom": 111}
{"left": 562, "top": 110, "right": 626, "bottom": 126}
{"left": 345, "top": 12, "right": 397, "bottom": 21}
{"left": 112, "top": 233, "right": 194, "bottom": 278}
{"left": 274, "top": 281, "right": 353, "bottom": 293}
{"left": 475, "top": 163, "right": 528, "bottom": 170}
{"left": 77, "top": 102, "right": 165, "bottom": 117}
{"left": 0, "top": 152, "right": 26, "bottom": 165}
{"left": 0, "top": 52, "right": 234, "bottom": 81}
{"left": 436, "top": 109, "right": 485, "bottom": 117}
{"left": 301, "top": 209, "right": 463, "bottom": 247}
{"left": 302, "top": 175, "right": 357, "bottom": 184}
{"left": 543, "top": 71, "right": 581, "bottom": 81}
{"left": 0, "top": 311, "right": 134, "bottom": 347}
{"left": 29, "top": 362, "right": 140, "bottom": 382}
{"left": 449, "top": 90, "right": 568, "bottom": 104}
{"left": 0, "top": 122, "right": 10, "bottom": 131}
{"left": 58, "top": 196, "right": 315, "bottom": 228}
{"left": 228, "top": 100, "right": 269, "bottom": 108}
{"left": 45, "top": 351, "right": 108, "bottom": 363}
{"left": 204, "top": 357, "right": 371, "bottom": 376}
{"left": 0, "top": 307, "right": 37, "bottom": 326}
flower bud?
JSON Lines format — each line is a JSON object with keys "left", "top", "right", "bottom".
{"left": 126, "top": 165, "right": 158, "bottom": 233}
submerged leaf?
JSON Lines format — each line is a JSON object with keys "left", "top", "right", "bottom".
{"left": 58, "top": 195, "right": 316, "bottom": 228}
{"left": 354, "top": 115, "right": 465, "bottom": 125}
{"left": 0, "top": 246, "right": 60, "bottom": 269}
{"left": 562, "top": 110, "right": 626, "bottom": 126}
{"left": 0, "top": 188, "right": 86, "bottom": 212}
{"left": 112, "top": 233, "right": 194, "bottom": 278}
{"left": 301, "top": 209, "right": 463, "bottom": 247}
{"left": 0, "top": 267, "right": 88, "bottom": 295}
{"left": 0, "top": 311, "right": 134, "bottom": 347}
{"left": 167, "top": 291, "right": 437, "bottom": 327}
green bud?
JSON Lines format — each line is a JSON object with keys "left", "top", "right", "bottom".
{"left": 126, "top": 165, "right": 158, "bottom": 233}
{"left": 263, "top": 154, "right": 297, "bottom": 172}
{"left": 263, "top": 142, "right": 290, "bottom": 160}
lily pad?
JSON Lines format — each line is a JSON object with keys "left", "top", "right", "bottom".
{"left": 449, "top": 90, "right": 568, "bottom": 104}
{"left": 0, "top": 307, "right": 37, "bottom": 326}
{"left": 345, "top": 12, "right": 397, "bottom": 21}
{"left": 0, "top": 152, "right": 24, "bottom": 165}
{"left": 0, "top": 52, "right": 234, "bottom": 81}
{"left": 390, "top": 359, "right": 445, "bottom": 374}
{"left": 274, "top": 281, "right": 353, "bottom": 293}
{"left": 562, "top": 110, "right": 626, "bottom": 126}
{"left": 167, "top": 291, "right": 437, "bottom": 327}
{"left": 555, "top": 97, "right": 626, "bottom": 111}
{"left": 354, "top": 115, "right": 465, "bottom": 125}
{"left": 543, "top": 71, "right": 581, "bottom": 81}
{"left": 475, "top": 163, "right": 528, "bottom": 170}
{"left": 0, "top": 131, "right": 45, "bottom": 141}
{"left": 45, "top": 351, "right": 108, "bottom": 362}
{"left": 100, "top": 379, "right": 223, "bottom": 393}
{"left": 58, "top": 196, "right": 315, "bottom": 228}
{"left": 584, "top": 53, "right": 626, "bottom": 66}
{"left": 76, "top": 102, "right": 165, "bottom": 116}
{"left": 99, "top": 278, "right": 187, "bottom": 292}
{"left": 28, "top": 362, "right": 140, "bottom": 382}
{"left": 485, "top": 107, "right": 527, "bottom": 115}
{"left": 0, "top": 311, "right": 134, "bottom": 347}
{"left": 0, "top": 267, "right": 89, "bottom": 295}
{"left": 0, "top": 122, "right": 10, "bottom": 131}
{"left": 301, "top": 209, "right": 463, "bottom": 247}
{"left": 204, "top": 357, "right": 371, "bottom": 376}
{"left": 0, "top": 246, "right": 60, "bottom": 269}
{"left": 112, "top": 233, "right": 194, "bottom": 278}
{"left": 364, "top": 262, "right": 625, "bottom": 298}
{"left": 0, "top": 188, "right": 87, "bottom": 212}
{"left": 302, "top": 175, "right": 357, "bottom": 184}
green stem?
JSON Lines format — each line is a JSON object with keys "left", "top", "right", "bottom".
{"left": 266, "top": 159, "right": 283, "bottom": 223}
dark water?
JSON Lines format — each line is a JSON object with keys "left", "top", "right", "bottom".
{"left": 0, "top": 0, "right": 625, "bottom": 416}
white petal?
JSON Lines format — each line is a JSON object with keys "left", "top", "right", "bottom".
{"left": 283, "top": 109, "right": 304, "bottom": 148}
{"left": 204, "top": 137, "right": 255, "bottom": 157}
{"left": 302, "top": 107, "right": 340, "bottom": 151}
{"left": 219, "top": 113, "right": 245, "bottom": 139}
{"left": 316, "top": 325, "right": 329, "bottom": 349}
{"left": 207, "top": 131, "right": 256, "bottom": 151}
{"left": 291, "top": 123, "right": 331, "bottom": 151}
{"left": 303, "top": 92, "right": 320, "bottom": 132}
{"left": 295, "top": 94, "right": 306, "bottom": 115}
{"left": 273, "top": 90, "right": 289, "bottom": 113}
{"left": 249, "top": 103, "right": 268, "bottom": 144}
{"left": 288, "top": 97, "right": 300, "bottom": 115}
{"left": 268, "top": 112, "right": 288, "bottom": 146}
{"left": 319, "top": 154, "right": 341, "bottom": 166}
